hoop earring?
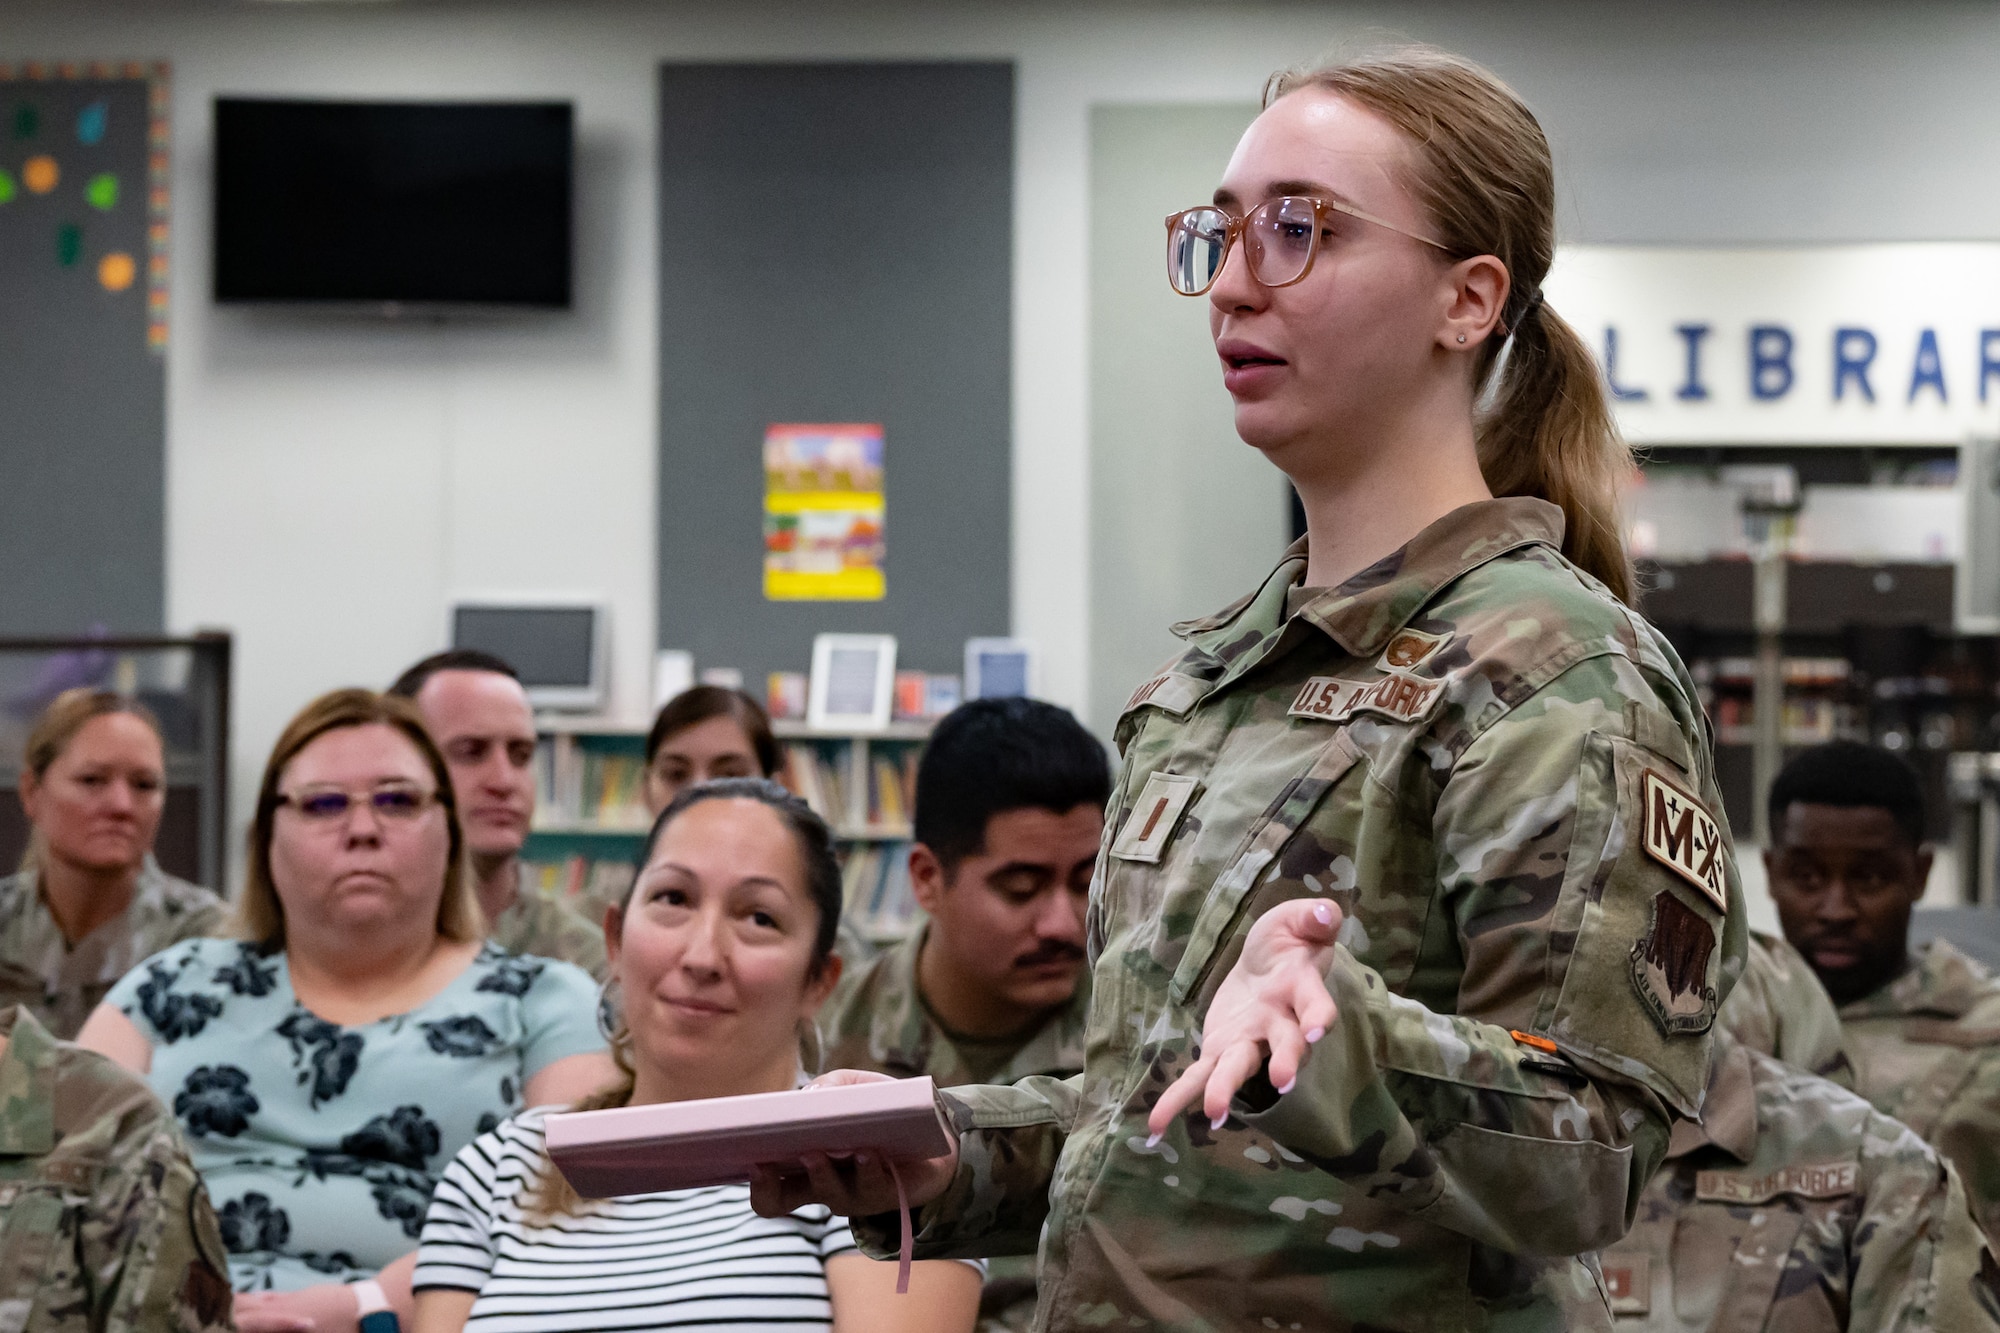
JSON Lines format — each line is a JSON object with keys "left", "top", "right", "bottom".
{"left": 596, "top": 978, "right": 623, "bottom": 1044}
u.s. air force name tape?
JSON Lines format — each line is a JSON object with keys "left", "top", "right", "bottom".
{"left": 1288, "top": 672, "right": 1444, "bottom": 726}
{"left": 1695, "top": 1160, "right": 1857, "bottom": 1204}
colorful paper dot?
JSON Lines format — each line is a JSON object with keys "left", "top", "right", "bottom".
{"left": 98, "top": 251, "right": 135, "bottom": 291}
{"left": 23, "top": 155, "right": 58, "bottom": 194}
{"left": 56, "top": 223, "right": 80, "bottom": 267}
{"left": 86, "top": 172, "right": 117, "bottom": 210}
{"left": 76, "top": 102, "right": 107, "bottom": 145}
{"left": 12, "top": 103, "right": 37, "bottom": 139}
{"left": 0, "top": 168, "right": 15, "bottom": 204}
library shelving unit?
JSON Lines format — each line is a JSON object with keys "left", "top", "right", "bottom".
{"left": 520, "top": 716, "right": 932, "bottom": 941}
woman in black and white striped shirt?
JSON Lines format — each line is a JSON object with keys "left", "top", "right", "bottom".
{"left": 411, "top": 780, "right": 981, "bottom": 1333}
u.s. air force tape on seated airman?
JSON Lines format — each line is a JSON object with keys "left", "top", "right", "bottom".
{"left": 1694, "top": 1160, "right": 1858, "bottom": 1205}
{"left": 1288, "top": 671, "right": 1445, "bottom": 726}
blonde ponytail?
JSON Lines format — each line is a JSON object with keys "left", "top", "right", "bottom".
{"left": 1268, "top": 48, "right": 1634, "bottom": 603}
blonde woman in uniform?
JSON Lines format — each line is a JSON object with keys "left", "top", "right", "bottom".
{"left": 755, "top": 48, "right": 1747, "bottom": 1331}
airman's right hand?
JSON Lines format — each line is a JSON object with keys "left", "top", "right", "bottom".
{"left": 746, "top": 1069, "right": 960, "bottom": 1220}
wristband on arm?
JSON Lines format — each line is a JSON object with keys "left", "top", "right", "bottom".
{"left": 351, "top": 1278, "right": 400, "bottom": 1333}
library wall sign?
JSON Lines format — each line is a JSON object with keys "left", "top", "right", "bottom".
{"left": 1542, "top": 244, "right": 2000, "bottom": 445}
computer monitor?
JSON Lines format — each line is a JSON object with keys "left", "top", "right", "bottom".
{"left": 449, "top": 599, "right": 608, "bottom": 712}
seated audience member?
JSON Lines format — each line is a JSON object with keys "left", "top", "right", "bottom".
{"left": 641, "top": 685, "right": 782, "bottom": 816}
{"left": 411, "top": 778, "right": 980, "bottom": 1333}
{"left": 0, "top": 689, "right": 224, "bottom": 1038}
{"left": 76, "top": 689, "right": 613, "bottom": 1332}
{"left": 391, "top": 651, "right": 606, "bottom": 979}
{"left": 0, "top": 1003, "right": 234, "bottom": 1332}
{"left": 814, "top": 698, "right": 1108, "bottom": 1331}
{"left": 1716, "top": 927, "right": 1854, "bottom": 1087}
{"left": 1601, "top": 932, "right": 2000, "bottom": 1330}
{"left": 1767, "top": 740, "right": 2000, "bottom": 1240}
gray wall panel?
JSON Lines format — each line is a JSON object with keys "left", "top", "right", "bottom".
{"left": 656, "top": 62, "right": 1013, "bottom": 689}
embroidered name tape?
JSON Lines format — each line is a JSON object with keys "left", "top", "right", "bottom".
{"left": 1695, "top": 1160, "right": 1856, "bottom": 1205}
{"left": 1376, "top": 628, "right": 1447, "bottom": 674}
{"left": 1123, "top": 672, "right": 1206, "bottom": 718}
{"left": 1288, "top": 672, "right": 1444, "bottom": 726}
{"left": 1110, "top": 771, "right": 1198, "bottom": 864}
{"left": 1640, "top": 769, "right": 1726, "bottom": 911}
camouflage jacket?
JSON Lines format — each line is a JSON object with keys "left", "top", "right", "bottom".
{"left": 1603, "top": 1035, "right": 2000, "bottom": 1330}
{"left": 0, "top": 1005, "right": 234, "bottom": 1332}
{"left": 1840, "top": 938, "right": 2000, "bottom": 1241}
{"left": 489, "top": 883, "right": 609, "bottom": 981}
{"left": 816, "top": 922, "right": 1090, "bottom": 1088}
{"left": 818, "top": 922, "right": 1089, "bottom": 1333}
{"left": 1718, "top": 930, "right": 1853, "bottom": 1087}
{"left": 855, "top": 498, "right": 1747, "bottom": 1331}
{"left": 0, "top": 862, "right": 226, "bottom": 1040}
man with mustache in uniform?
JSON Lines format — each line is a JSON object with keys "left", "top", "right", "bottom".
{"left": 816, "top": 696, "right": 1109, "bottom": 1331}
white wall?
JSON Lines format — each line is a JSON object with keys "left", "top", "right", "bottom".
{"left": 9, "top": 0, "right": 2000, "bottom": 889}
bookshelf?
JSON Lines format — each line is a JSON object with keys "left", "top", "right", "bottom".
{"left": 520, "top": 718, "right": 931, "bottom": 940}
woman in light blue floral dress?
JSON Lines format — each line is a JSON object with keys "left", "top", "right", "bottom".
{"left": 80, "top": 690, "right": 612, "bottom": 1332}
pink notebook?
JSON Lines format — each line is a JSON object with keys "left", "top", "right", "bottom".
{"left": 544, "top": 1076, "right": 957, "bottom": 1198}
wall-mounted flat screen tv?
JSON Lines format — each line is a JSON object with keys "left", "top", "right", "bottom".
{"left": 214, "top": 98, "right": 572, "bottom": 307}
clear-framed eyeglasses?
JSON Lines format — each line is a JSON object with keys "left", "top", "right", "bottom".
{"left": 1165, "top": 195, "right": 1451, "bottom": 297}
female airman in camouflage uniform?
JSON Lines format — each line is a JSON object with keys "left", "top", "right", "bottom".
{"left": 758, "top": 48, "right": 1746, "bottom": 1331}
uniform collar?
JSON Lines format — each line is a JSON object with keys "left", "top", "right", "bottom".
{"left": 0, "top": 1007, "right": 58, "bottom": 1156}
{"left": 1172, "top": 497, "right": 1566, "bottom": 662}
{"left": 865, "top": 925, "right": 938, "bottom": 1072}
{"left": 865, "top": 924, "right": 1090, "bottom": 1083}
{"left": 1840, "top": 938, "right": 1998, "bottom": 1021}
{"left": 1665, "top": 1038, "right": 1758, "bottom": 1163}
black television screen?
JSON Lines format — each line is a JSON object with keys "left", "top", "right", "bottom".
{"left": 214, "top": 98, "right": 572, "bottom": 307}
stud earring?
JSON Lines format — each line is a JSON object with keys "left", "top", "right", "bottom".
{"left": 1456, "top": 334, "right": 1467, "bottom": 343}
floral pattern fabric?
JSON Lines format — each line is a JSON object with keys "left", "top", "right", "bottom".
{"left": 104, "top": 937, "right": 602, "bottom": 1292}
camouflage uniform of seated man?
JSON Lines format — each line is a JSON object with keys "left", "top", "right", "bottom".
{"left": 1764, "top": 740, "right": 2000, "bottom": 1241}
{"left": 816, "top": 697, "right": 1110, "bottom": 1332}
{"left": 0, "top": 1004, "right": 233, "bottom": 1332}
{"left": 392, "top": 650, "right": 608, "bottom": 979}
{"left": 1601, "top": 931, "right": 2000, "bottom": 1329}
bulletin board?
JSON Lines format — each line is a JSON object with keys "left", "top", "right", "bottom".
{"left": 0, "top": 64, "right": 169, "bottom": 635}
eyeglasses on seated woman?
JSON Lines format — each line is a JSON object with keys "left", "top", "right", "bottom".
{"left": 409, "top": 779, "right": 982, "bottom": 1333}
{"left": 77, "top": 688, "right": 617, "bottom": 1333}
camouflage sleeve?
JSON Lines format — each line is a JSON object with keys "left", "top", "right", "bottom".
{"left": 1931, "top": 1065, "right": 2000, "bottom": 1244}
{"left": 850, "top": 1073, "right": 1083, "bottom": 1262}
{"left": 98, "top": 1121, "right": 235, "bottom": 1332}
{"left": 1236, "top": 655, "right": 1747, "bottom": 1256}
{"left": 1926, "top": 1160, "right": 2000, "bottom": 1329}
{"left": 1718, "top": 931, "right": 1854, "bottom": 1086}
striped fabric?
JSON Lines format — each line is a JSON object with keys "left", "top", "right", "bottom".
{"left": 414, "top": 1108, "right": 857, "bottom": 1331}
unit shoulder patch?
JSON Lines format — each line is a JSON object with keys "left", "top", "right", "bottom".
{"left": 1630, "top": 890, "right": 1719, "bottom": 1037}
{"left": 1288, "top": 672, "right": 1445, "bottom": 727}
{"left": 1640, "top": 769, "right": 1726, "bottom": 911}
{"left": 1695, "top": 1160, "right": 1857, "bottom": 1205}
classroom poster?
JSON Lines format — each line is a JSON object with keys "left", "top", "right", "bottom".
{"left": 762, "top": 423, "right": 886, "bottom": 600}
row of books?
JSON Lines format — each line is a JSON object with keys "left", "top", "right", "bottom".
{"left": 841, "top": 841, "right": 921, "bottom": 937}
{"left": 534, "top": 738, "right": 651, "bottom": 830}
{"left": 781, "top": 742, "right": 919, "bottom": 832}
{"left": 521, "top": 855, "right": 638, "bottom": 917}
